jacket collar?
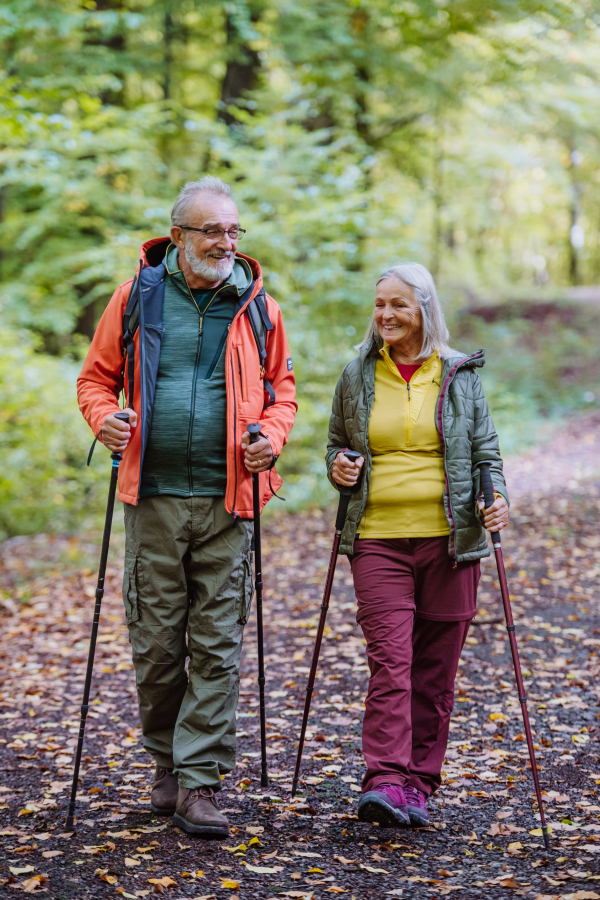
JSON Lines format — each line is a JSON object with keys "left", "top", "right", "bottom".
{"left": 137, "top": 236, "right": 263, "bottom": 291}
{"left": 379, "top": 343, "right": 441, "bottom": 379}
{"left": 163, "top": 243, "right": 253, "bottom": 297}
{"left": 359, "top": 334, "right": 484, "bottom": 369}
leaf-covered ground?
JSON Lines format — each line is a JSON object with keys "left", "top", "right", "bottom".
{"left": 1, "top": 416, "right": 600, "bottom": 900}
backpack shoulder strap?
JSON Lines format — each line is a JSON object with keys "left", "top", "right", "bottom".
{"left": 245, "top": 287, "right": 275, "bottom": 408}
{"left": 122, "top": 261, "right": 143, "bottom": 408}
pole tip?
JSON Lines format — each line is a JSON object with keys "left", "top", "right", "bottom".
{"left": 542, "top": 825, "right": 550, "bottom": 851}
{"left": 65, "top": 816, "right": 74, "bottom": 830}
{"left": 261, "top": 776, "right": 269, "bottom": 789}
{"left": 291, "top": 778, "right": 298, "bottom": 798}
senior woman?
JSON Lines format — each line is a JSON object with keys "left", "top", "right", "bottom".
{"left": 326, "top": 262, "right": 508, "bottom": 829}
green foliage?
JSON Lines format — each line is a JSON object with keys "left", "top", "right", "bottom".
{"left": 1, "top": 0, "right": 600, "bottom": 531}
{"left": 0, "top": 327, "right": 108, "bottom": 539}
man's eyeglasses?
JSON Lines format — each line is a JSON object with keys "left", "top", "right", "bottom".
{"left": 180, "top": 226, "right": 246, "bottom": 240}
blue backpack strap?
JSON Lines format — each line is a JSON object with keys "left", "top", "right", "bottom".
{"left": 245, "top": 287, "right": 275, "bottom": 409}
{"left": 122, "top": 262, "right": 143, "bottom": 409}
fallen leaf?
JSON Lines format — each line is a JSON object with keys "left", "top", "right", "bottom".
{"left": 41, "top": 850, "right": 63, "bottom": 858}
{"left": 560, "top": 893, "right": 600, "bottom": 900}
{"left": 220, "top": 880, "right": 240, "bottom": 889}
{"left": 325, "top": 889, "right": 348, "bottom": 894}
{"left": 21, "top": 875, "right": 48, "bottom": 894}
{"left": 9, "top": 866, "right": 35, "bottom": 875}
{"left": 125, "top": 857, "right": 141, "bottom": 867}
{"left": 245, "top": 825, "right": 264, "bottom": 835}
{"left": 243, "top": 862, "right": 283, "bottom": 874}
{"left": 359, "top": 863, "right": 390, "bottom": 874}
{"left": 148, "top": 876, "right": 177, "bottom": 890}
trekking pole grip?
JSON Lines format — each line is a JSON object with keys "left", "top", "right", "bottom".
{"left": 248, "top": 422, "right": 262, "bottom": 445}
{"left": 480, "top": 463, "right": 500, "bottom": 545}
{"left": 335, "top": 450, "right": 362, "bottom": 531}
{"left": 112, "top": 411, "right": 130, "bottom": 464}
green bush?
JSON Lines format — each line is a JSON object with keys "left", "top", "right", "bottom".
{"left": 0, "top": 327, "right": 110, "bottom": 540}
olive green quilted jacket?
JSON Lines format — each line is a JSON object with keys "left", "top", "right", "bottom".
{"left": 325, "top": 338, "right": 509, "bottom": 561}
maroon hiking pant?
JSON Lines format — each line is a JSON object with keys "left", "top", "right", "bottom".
{"left": 350, "top": 537, "right": 479, "bottom": 797}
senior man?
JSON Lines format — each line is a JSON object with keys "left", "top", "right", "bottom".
{"left": 78, "top": 176, "right": 297, "bottom": 837}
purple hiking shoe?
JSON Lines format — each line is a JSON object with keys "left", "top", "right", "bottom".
{"left": 404, "top": 785, "right": 430, "bottom": 826}
{"left": 357, "top": 783, "right": 410, "bottom": 828}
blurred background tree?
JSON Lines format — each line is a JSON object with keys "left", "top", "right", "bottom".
{"left": 1, "top": 0, "right": 599, "bottom": 537}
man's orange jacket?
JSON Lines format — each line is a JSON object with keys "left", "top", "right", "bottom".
{"left": 77, "top": 237, "right": 297, "bottom": 517}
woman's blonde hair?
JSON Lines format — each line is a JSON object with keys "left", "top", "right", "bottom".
{"left": 359, "top": 262, "right": 451, "bottom": 359}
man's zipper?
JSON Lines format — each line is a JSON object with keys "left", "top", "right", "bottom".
{"left": 183, "top": 275, "right": 228, "bottom": 492}
{"left": 184, "top": 281, "right": 227, "bottom": 334}
{"left": 236, "top": 348, "right": 245, "bottom": 400}
{"left": 187, "top": 337, "right": 202, "bottom": 494}
{"left": 230, "top": 354, "right": 239, "bottom": 515}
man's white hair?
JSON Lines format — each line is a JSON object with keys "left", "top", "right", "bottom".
{"left": 171, "top": 176, "right": 234, "bottom": 226}
{"left": 360, "top": 262, "right": 451, "bottom": 359}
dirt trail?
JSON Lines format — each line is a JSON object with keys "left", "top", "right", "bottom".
{"left": 1, "top": 414, "right": 600, "bottom": 899}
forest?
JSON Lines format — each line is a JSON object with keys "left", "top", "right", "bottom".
{"left": 1, "top": 0, "right": 600, "bottom": 537}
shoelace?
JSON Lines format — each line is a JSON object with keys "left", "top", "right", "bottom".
{"left": 378, "top": 783, "right": 407, "bottom": 806}
{"left": 404, "top": 785, "right": 424, "bottom": 805}
{"left": 189, "top": 786, "right": 218, "bottom": 807}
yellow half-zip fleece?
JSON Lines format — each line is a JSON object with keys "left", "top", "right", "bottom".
{"left": 358, "top": 346, "right": 450, "bottom": 539}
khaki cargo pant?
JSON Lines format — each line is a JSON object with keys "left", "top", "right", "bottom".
{"left": 122, "top": 496, "right": 253, "bottom": 791}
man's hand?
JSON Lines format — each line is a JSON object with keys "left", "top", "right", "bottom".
{"left": 332, "top": 451, "right": 364, "bottom": 487}
{"left": 242, "top": 430, "right": 274, "bottom": 473}
{"left": 102, "top": 408, "right": 138, "bottom": 453}
{"left": 478, "top": 495, "right": 509, "bottom": 533}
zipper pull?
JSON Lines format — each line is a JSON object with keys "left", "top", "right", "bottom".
{"left": 407, "top": 382, "right": 411, "bottom": 400}
{"left": 198, "top": 315, "right": 203, "bottom": 336}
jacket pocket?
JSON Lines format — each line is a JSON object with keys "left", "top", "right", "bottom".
{"left": 122, "top": 553, "right": 141, "bottom": 625}
{"left": 236, "top": 347, "right": 247, "bottom": 402}
{"left": 237, "top": 553, "right": 254, "bottom": 626}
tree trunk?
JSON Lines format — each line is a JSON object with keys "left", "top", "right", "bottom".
{"left": 218, "top": 12, "right": 260, "bottom": 127}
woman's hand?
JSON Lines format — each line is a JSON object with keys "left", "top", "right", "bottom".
{"left": 478, "top": 495, "right": 509, "bottom": 533}
{"left": 332, "top": 451, "right": 364, "bottom": 487}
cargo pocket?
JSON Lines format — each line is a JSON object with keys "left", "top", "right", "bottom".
{"left": 237, "top": 554, "right": 254, "bottom": 626}
{"left": 122, "top": 553, "right": 140, "bottom": 625}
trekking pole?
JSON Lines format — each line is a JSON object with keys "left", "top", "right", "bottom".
{"left": 248, "top": 422, "right": 269, "bottom": 789}
{"left": 291, "top": 450, "right": 362, "bottom": 798}
{"left": 479, "top": 463, "right": 550, "bottom": 851}
{"left": 66, "top": 412, "right": 130, "bottom": 830}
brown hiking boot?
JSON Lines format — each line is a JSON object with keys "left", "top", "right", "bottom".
{"left": 172, "top": 786, "right": 229, "bottom": 838}
{"left": 150, "top": 766, "right": 178, "bottom": 816}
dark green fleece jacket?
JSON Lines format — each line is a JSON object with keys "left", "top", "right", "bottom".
{"left": 140, "top": 246, "right": 252, "bottom": 497}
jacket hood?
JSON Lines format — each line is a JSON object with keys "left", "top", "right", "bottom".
{"left": 138, "top": 236, "right": 263, "bottom": 288}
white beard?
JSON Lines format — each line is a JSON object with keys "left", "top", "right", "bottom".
{"left": 184, "top": 242, "right": 235, "bottom": 283}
